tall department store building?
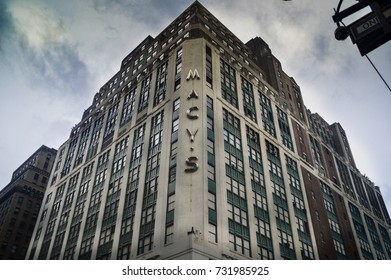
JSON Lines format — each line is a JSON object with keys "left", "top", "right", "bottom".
{"left": 27, "top": 1, "right": 391, "bottom": 260}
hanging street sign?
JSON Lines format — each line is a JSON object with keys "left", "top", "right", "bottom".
{"left": 349, "top": 4, "right": 391, "bottom": 41}
{"left": 347, "top": 3, "right": 391, "bottom": 55}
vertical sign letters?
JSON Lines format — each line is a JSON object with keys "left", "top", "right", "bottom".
{"left": 184, "top": 69, "right": 200, "bottom": 173}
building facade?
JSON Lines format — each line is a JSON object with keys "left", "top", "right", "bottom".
{"left": 26, "top": 1, "right": 391, "bottom": 260}
{"left": 0, "top": 145, "right": 57, "bottom": 259}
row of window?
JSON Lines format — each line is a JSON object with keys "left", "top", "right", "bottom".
{"left": 138, "top": 111, "right": 165, "bottom": 255}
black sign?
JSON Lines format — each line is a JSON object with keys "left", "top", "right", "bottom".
{"left": 348, "top": 3, "right": 391, "bottom": 55}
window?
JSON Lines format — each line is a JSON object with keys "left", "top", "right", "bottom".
{"left": 95, "top": 169, "right": 107, "bottom": 185}
{"left": 329, "top": 218, "right": 341, "bottom": 234}
{"left": 206, "top": 95, "right": 213, "bottom": 111}
{"left": 324, "top": 199, "right": 335, "bottom": 214}
{"left": 87, "top": 115, "right": 104, "bottom": 160}
{"left": 333, "top": 239, "right": 346, "bottom": 255}
{"left": 260, "top": 93, "right": 276, "bottom": 137}
{"left": 120, "top": 86, "right": 137, "bottom": 125}
{"left": 277, "top": 107, "right": 293, "bottom": 151}
{"left": 250, "top": 168, "right": 265, "bottom": 189}
{"left": 208, "top": 192, "right": 216, "bottom": 210}
{"left": 173, "top": 98, "right": 180, "bottom": 111}
{"left": 278, "top": 230, "right": 294, "bottom": 250}
{"left": 265, "top": 140, "right": 279, "bottom": 158}
{"left": 292, "top": 195, "right": 305, "bottom": 210}
{"left": 103, "top": 200, "right": 119, "bottom": 222}
{"left": 138, "top": 234, "right": 153, "bottom": 255}
{"left": 165, "top": 164, "right": 175, "bottom": 184}
{"left": 253, "top": 192, "right": 268, "bottom": 211}
{"left": 117, "top": 244, "right": 131, "bottom": 260}
{"left": 167, "top": 195, "right": 175, "bottom": 212}
{"left": 208, "top": 223, "right": 217, "bottom": 243}
{"left": 206, "top": 117, "right": 214, "bottom": 130}
{"left": 248, "top": 146, "right": 262, "bottom": 163}
{"left": 226, "top": 177, "right": 245, "bottom": 198}
{"left": 138, "top": 75, "right": 151, "bottom": 112}
{"left": 131, "top": 125, "right": 145, "bottom": 164}
{"left": 228, "top": 204, "right": 248, "bottom": 226}
{"left": 206, "top": 46, "right": 213, "bottom": 87}
{"left": 103, "top": 104, "right": 119, "bottom": 138}
{"left": 225, "top": 152, "right": 243, "bottom": 172}
{"left": 258, "top": 246, "right": 274, "bottom": 260}
{"left": 74, "top": 128, "right": 90, "bottom": 167}
{"left": 288, "top": 174, "right": 301, "bottom": 191}
{"left": 223, "top": 109, "right": 240, "bottom": 129}
{"left": 165, "top": 225, "right": 174, "bottom": 244}
{"left": 147, "top": 113, "right": 164, "bottom": 159}
{"left": 99, "top": 226, "right": 115, "bottom": 246}
{"left": 172, "top": 118, "right": 179, "bottom": 133}
{"left": 255, "top": 220, "right": 272, "bottom": 257}
{"left": 80, "top": 236, "right": 94, "bottom": 255}
{"left": 45, "top": 193, "right": 52, "bottom": 204}
{"left": 275, "top": 205, "right": 290, "bottom": 224}
{"left": 170, "top": 141, "right": 178, "bottom": 158}
{"left": 268, "top": 161, "right": 282, "bottom": 178}
{"left": 220, "top": 59, "right": 238, "bottom": 108}
{"left": 64, "top": 192, "right": 75, "bottom": 207}
{"left": 84, "top": 213, "right": 98, "bottom": 233}
{"left": 154, "top": 61, "right": 168, "bottom": 106}
{"left": 242, "top": 76, "right": 256, "bottom": 122}
{"left": 174, "top": 48, "right": 182, "bottom": 90}
{"left": 229, "top": 233, "right": 251, "bottom": 257}
{"left": 224, "top": 130, "right": 241, "bottom": 150}
{"left": 108, "top": 178, "right": 122, "bottom": 196}
{"left": 301, "top": 241, "right": 314, "bottom": 259}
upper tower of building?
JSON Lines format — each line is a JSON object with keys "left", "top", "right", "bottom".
{"left": 246, "top": 37, "right": 307, "bottom": 125}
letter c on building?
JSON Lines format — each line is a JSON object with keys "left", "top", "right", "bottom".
{"left": 186, "top": 106, "right": 199, "bottom": 120}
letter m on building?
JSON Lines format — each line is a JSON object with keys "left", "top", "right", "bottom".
{"left": 186, "top": 69, "right": 200, "bottom": 80}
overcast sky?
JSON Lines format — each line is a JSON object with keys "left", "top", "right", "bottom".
{"left": 0, "top": 0, "right": 390, "bottom": 211}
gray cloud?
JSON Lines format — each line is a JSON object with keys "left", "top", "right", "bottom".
{"left": 91, "top": 0, "right": 189, "bottom": 28}
{"left": 18, "top": 40, "right": 89, "bottom": 94}
{"left": 1, "top": 0, "right": 90, "bottom": 95}
{"left": 0, "top": 0, "right": 15, "bottom": 53}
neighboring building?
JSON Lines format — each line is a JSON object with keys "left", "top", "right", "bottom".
{"left": 0, "top": 145, "right": 57, "bottom": 259}
{"left": 26, "top": 1, "right": 391, "bottom": 260}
